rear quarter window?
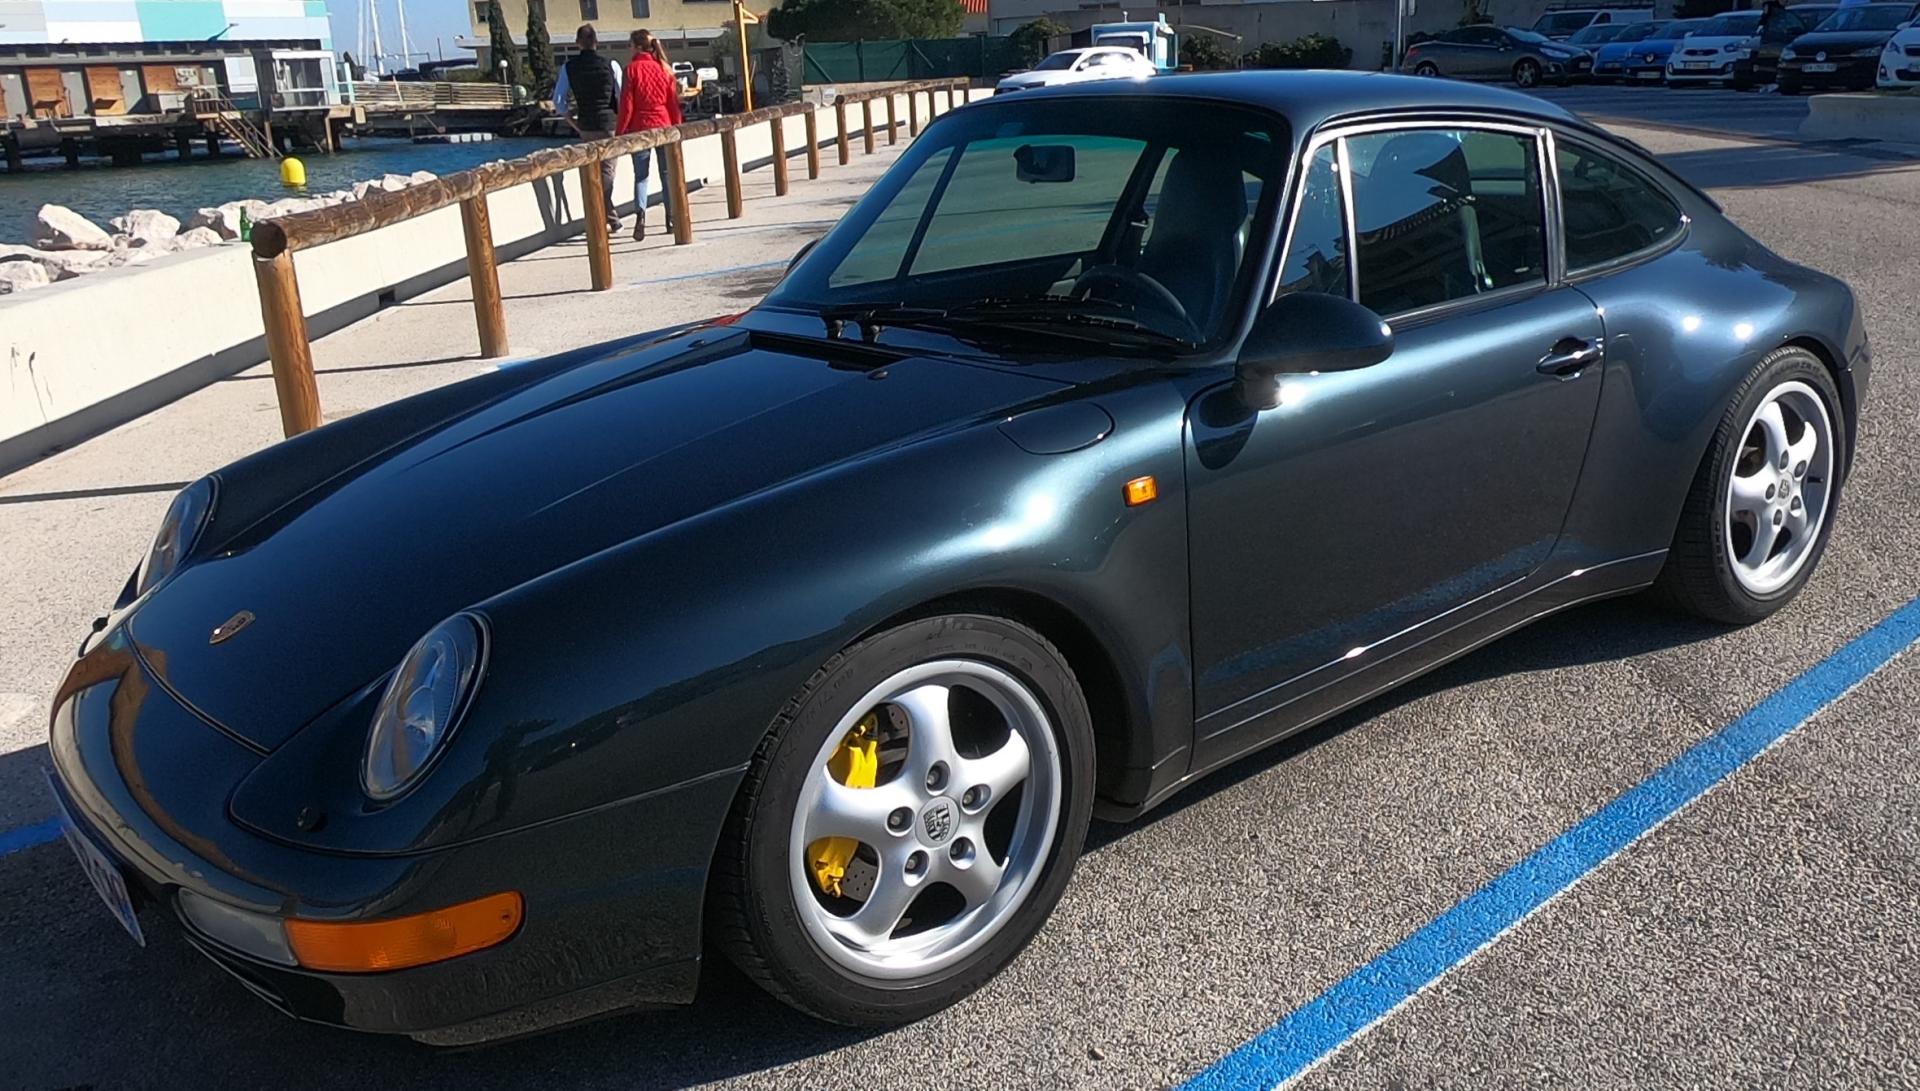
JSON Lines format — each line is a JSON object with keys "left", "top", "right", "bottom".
{"left": 1556, "top": 141, "right": 1684, "bottom": 271}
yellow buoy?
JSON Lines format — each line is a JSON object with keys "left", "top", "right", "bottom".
{"left": 279, "top": 156, "right": 306, "bottom": 187}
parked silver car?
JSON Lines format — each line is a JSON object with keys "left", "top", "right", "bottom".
{"left": 1403, "top": 25, "right": 1596, "bottom": 86}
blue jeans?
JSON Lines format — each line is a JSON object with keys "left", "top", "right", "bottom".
{"left": 631, "top": 147, "right": 673, "bottom": 223}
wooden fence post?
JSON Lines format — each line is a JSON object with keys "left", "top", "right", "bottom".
{"left": 805, "top": 106, "right": 821, "bottom": 179}
{"left": 579, "top": 160, "right": 613, "bottom": 290}
{"left": 721, "top": 127, "right": 744, "bottom": 219}
{"left": 835, "top": 100, "right": 850, "bottom": 165}
{"left": 908, "top": 92, "right": 920, "bottom": 137}
{"left": 664, "top": 140, "right": 694, "bottom": 245}
{"left": 886, "top": 94, "right": 898, "bottom": 145}
{"left": 252, "top": 252, "right": 322, "bottom": 437}
{"left": 770, "top": 115, "right": 790, "bottom": 196}
{"left": 460, "top": 195, "right": 508, "bottom": 358}
{"left": 861, "top": 100, "right": 875, "bottom": 154}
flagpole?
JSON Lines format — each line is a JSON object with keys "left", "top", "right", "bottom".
{"left": 733, "top": 0, "right": 753, "bottom": 111}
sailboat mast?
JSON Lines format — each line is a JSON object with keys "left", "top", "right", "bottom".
{"left": 395, "top": 0, "right": 412, "bottom": 70}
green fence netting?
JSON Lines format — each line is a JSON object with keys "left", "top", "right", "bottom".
{"left": 802, "top": 37, "right": 1022, "bottom": 84}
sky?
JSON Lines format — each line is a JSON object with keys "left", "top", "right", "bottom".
{"left": 327, "top": 0, "right": 480, "bottom": 65}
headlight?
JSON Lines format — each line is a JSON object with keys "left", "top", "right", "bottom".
{"left": 1857, "top": 45, "right": 1885, "bottom": 56}
{"left": 1782, "top": 48, "right": 1798, "bottom": 59}
{"left": 135, "top": 477, "right": 215, "bottom": 596}
{"left": 362, "top": 615, "right": 485, "bottom": 801}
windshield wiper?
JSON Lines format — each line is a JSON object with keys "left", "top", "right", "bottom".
{"left": 815, "top": 303, "right": 951, "bottom": 342}
{"left": 946, "top": 296, "right": 1197, "bottom": 349}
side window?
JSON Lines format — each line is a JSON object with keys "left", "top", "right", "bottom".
{"left": 1345, "top": 128, "right": 1547, "bottom": 315}
{"left": 1276, "top": 144, "right": 1349, "bottom": 297}
{"left": 1556, "top": 141, "right": 1684, "bottom": 271}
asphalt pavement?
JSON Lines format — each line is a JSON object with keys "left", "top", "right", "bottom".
{"left": 2, "top": 85, "right": 1918, "bottom": 1090}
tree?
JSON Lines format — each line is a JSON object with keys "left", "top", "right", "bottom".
{"left": 765, "top": 0, "right": 965, "bottom": 42}
{"left": 1179, "top": 33, "right": 1237, "bottom": 70}
{"left": 1242, "top": 33, "right": 1352, "bottom": 69}
{"left": 526, "top": 0, "right": 557, "bottom": 99}
{"left": 1007, "top": 17, "right": 1068, "bottom": 66}
{"left": 486, "top": 0, "right": 526, "bottom": 89}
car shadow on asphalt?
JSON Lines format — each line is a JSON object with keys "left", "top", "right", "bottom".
{"left": 1654, "top": 142, "right": 1920, "bottom": 190}
{"left": 1085, "top": 595, "right": 1726, "bottom": 853}
{"left": 2, "top": 597, "right": 1723, "bottom": 1090}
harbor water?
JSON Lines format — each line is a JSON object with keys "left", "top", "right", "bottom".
{"left": 0, "top": 135, "right": 570, "bottom": 244}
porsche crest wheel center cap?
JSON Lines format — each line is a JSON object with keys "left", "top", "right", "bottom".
{"left": 919, "top": 797, "right": 957, "bottom": 846}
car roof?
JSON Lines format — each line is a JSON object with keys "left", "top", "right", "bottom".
{"left": 997, "top": 70, "right": 1578, "bottom": 132}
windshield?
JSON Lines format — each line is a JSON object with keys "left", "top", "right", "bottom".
{"left": 1611, "top": 22, "right": 1664, "bottom": 41}
{"left": 1654, "top": 18, "right": 1705, "bottom": 37}
{"left": 1031, "top": 52, "right": 1080, "bottom": 71}
{"left": 1695, "top": 11, "right": 1761, "bottom": 36}
{"left": 767, "top": 98, "right": 1288, "bottom": 348}
{"left": 1534, "top": 11, "right": 1597, "bottom": 33}
{"left": 1508, "top": 28, "right": 1559, "bottom": 44}
{"left": 1569, "top": 23, "right": 1628, "bottom": 42}
{"left": 1814, "top": 5, "right": 1911, "bottom": 31}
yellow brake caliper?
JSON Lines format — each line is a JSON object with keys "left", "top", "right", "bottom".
{"left": 810, "top": 713, "right": 880, "bottom": 898}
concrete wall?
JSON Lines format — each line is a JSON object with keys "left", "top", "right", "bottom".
{"left": 0, "top": 87, "right": 922, "bottom": 476}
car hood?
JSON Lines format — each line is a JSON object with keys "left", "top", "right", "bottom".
{"left": 1613, "top": 38, "right": 1682, "bottom": 57}
{"left": 1790, "top": 30, "right": 1896, "bottom": 50}
{"left": 126, "top": 326, "right": 1067, "bottom": 750}
{"left": 1675, "top": 34, "right": 1748, "bottom": 50}
{"left": 998, "top": 72, "right": 1062, "bottom": 88}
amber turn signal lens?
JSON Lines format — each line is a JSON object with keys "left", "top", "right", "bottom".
{"left": 1124, "top": 475, "right": 1158, "bottom": 507}
{"left": 284, "top": 891, "right": 523, "bottom": 973}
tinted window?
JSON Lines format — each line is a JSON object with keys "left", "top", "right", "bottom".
{"left": 1535, "top": 11, "right": 1596, "bottom": 33}
{"left": 1814, "top": 4, "right": 1911, "bottom": 31}
{"left": 1033, "top": 52, "right": 1078, "bottom": 70}
{"left": 1653, "top": 19, "right": 1705, "bottom": 38}
{"left": 1557, "top": 142, "right": 1683, "bottom": 270}
{"left": 1277, "top": 145, "right": 1349, "bottom": 296}
{"left": 1345, "top": 129, "right": 1546, "bottom": 315}
{"left": 1613, "top": 22, "right": 1663, "bottom": 41}
{"left": 1695, "top": 11, "right": 1761, "bottom": 35}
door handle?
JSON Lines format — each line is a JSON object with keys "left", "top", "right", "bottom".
{"left": 1537, "top": 337, "right": 1601, "bottom": 378}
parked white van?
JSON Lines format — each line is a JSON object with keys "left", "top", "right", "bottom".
{"left": 1532, "top": 5, "right": 1657, "bottom": 40}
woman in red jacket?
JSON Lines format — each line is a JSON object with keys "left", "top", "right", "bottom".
{"left": 616, "top": 29, "right": 685, "bottom": 240}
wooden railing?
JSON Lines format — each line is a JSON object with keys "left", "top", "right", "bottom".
{"left": 249, "top": 78, "right": 970, "bottom": 438}
{"left": 350, "top": 80, "right": 517, "bottom": 109}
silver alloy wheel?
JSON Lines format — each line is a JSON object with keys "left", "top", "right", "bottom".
{"left": 1515, "top": 60, "right": 1541, "bottom": 87}
{"left": 1724, "top": 379, "right": 1834, "bottom": 596}
{"left": 787, "top": 659, "right": 1063, "bottom": 981}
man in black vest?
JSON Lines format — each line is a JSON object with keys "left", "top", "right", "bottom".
{"left": 553, "top": 23, "right": 624, "bottom": 231}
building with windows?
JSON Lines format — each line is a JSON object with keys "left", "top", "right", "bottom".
{"left": 1, "top": 0, "right": 334, "bottom": 118}
{"left": 467, "top": 0, "right": 733, "bottom": 68}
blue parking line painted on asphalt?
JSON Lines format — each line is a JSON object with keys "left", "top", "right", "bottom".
{"left": 1182, "top": 594, "right": 1920, "bottom": 1091}
{"left": 0, "top": 816, "right": 61, "bottom": 856}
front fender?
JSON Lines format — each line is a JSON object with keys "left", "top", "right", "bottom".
{"left": 232, "top": 379, "right": 1197, "bottom": 855}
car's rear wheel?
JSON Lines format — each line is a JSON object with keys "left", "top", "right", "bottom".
{"left": 1414, "top": 61, "right": 1441, "bottom": 77}
{"left": 709, "top": 614, "right": 1094, "bottom": 1025}
{"left": 1514, "top": 58, "right": 1543, "bottom": 87}
{"left": 1653, "top": 347, "right": 1845, "bottom": 624}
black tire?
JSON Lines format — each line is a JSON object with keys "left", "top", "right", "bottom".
{"left": 708, "top": 613, "right": 1096, "bottom": 1025}
{"left": 1414, "top": 61, "right": 1442, "bottom": 77}
{"left": 1651, "top": 347, "right": 1846, "bottom": 625}
{"left": 1514, "top": 58, "right": 1542, "bottom": 87}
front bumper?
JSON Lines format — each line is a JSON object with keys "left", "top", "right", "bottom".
{"left": 1665, "top": 56, "right": 1742, "bottom": 81}
{"left": 46, "top": 629, "right": 737, "bottom": 1042}
{"left": 1881, "top": 56, "right": 1920, "bottom": 86}
{"left": 1780, "top": 56, "right": 1880, "bottom": 86}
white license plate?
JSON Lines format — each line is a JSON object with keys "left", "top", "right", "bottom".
{"left": 1803, "top": 62, "right": 1837, "bottom": 72}
{"left": 1637, "top": 70, "right": 1663, "bottom": 79}
{"left": 48, "top": 772, "right": 145, "bottom": 946}
{"left": 1678, "top": 61, "right": 1712, "bottom": 70}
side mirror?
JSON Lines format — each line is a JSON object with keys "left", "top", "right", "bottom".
{"left": 1236, "top": 292, "right": 1394, "bottom": 410}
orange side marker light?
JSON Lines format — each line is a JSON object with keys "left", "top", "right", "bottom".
{"left": 1124, "top": 475, "right": 1158, "bottom": 507}
{"left": 285, "top": 891, "right": 523, "bottom": 973}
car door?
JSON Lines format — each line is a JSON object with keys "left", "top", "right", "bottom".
{"left": 1184, "top": 122, "right": 1606, "bottom": 763}
{"left": 1472, "top": 27, "right": 1520, "bottom": 76}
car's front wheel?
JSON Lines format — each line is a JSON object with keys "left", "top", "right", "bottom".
{"left": 1654, "top": 347, "right": 1845, "bottom": 624}
{"left": 710, "top": 614, "right": 1094, "bottom": 1025}
{"left": 1514, "top": 58, "right": 1543, "bottom": 87}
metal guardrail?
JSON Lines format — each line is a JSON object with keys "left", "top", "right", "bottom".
{"left": 248, "top": 77, "right": 970, "bottom": 437}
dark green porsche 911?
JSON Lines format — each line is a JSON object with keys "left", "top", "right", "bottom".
{"left": 49, "top": 70, "right": 1866, "bottom": 1042}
